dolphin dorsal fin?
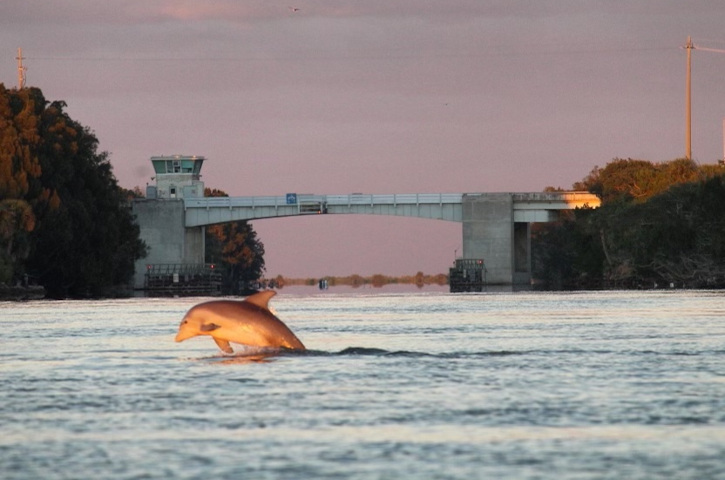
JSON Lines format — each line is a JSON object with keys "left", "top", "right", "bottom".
{"left": 244, "top": 290, "right": 277, "bottom": 310}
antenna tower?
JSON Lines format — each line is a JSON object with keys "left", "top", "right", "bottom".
{"left": 16, "top": 47, "right": 27, "bottom": 89}
{"left": 685, "top": 37, "right": 693, "bottom": 160}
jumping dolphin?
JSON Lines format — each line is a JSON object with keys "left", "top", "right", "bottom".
{"left": 175, "top": 291, "right": 305, "bottom": 353}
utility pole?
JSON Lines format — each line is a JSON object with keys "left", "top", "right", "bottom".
{"left": 685, "top": 36, "right": 693, "bottom": 160}
{"left": 16, "top": 47, "right": 27, "bottom": 89}
{"left": 683, "top": 37, "right": 725, "bottom": 161}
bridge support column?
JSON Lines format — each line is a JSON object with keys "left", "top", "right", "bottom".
{"left": 131, "top": 199, "right": 205, "bottom": 290}
{"left": 462, "top": 194, "right": 513, "bottom": 284}
{"left": 513, "top": 221, "right": 531, "bottom": 285}
{"left": 462, "top": 194, "right": 531, "bottom": 285}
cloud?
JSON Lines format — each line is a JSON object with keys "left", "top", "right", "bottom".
{"left": 4, "top": 0, "right": 717, "bottom": 31}
{"left": 0, "top": 0, "right": 260, "bottom": 25}
{"left": 0, "top": 0, "right": 614, "bottom": 26}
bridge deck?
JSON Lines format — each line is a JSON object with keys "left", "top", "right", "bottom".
{"left": 185, "top": 193, "right": 464, "bottom": 209}
{"left": 183, "top": 192, "right": 600, "bottom": 227}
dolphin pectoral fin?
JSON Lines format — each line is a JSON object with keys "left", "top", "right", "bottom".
{"left": 200, "top": 323, "right": 221, "bottom": 332}
{"left": 213, "top": 337, "right": 234, "bottom": 354}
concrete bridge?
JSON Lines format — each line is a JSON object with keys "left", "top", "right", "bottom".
{"left": 133, "top": 190, "right": 600, "bottom": 289}
{"left": 183, "top": 191, "right": 598, "bottom": 226}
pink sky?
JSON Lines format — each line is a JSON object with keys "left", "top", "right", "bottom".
{"left": 2, "top": 1, "right": 724, "bottom": 278}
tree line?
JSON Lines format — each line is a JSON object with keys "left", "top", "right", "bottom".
{"left": 271, "top": 272, "right": 449, "bottom": 289}
{"left": 532, "top": 158, "right": 725, "bottom": 289}
{"left": 0, "top": 85, "right": 146, "bottom": 297}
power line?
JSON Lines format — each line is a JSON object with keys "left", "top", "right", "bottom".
{"left": 23, "top": 45, "right": 675, "bottom": 63}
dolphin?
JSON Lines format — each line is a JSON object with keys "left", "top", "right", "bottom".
{"left": 175, "top": 291, "right": 305, "bottom": 353}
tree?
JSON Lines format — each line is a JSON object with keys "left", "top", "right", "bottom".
{"left": 574, "top": 157, "right": 701, "bottom": 204}
{"left": 0, "top": 199, "right": 35, "bottom": 283}
{"left": 620, "top": 175, "right": 725, "bottom": 287}
{"left": 0, "top": 85, "right": 147, "bottom": 297}
{"left": 0, "top": 85, "right": 42, "bottom": 200}
{"left": 531, "top": 208, "right": 605, "bottom": 289}
{"left": 534, "top": 158, "right": 725, "bottom": 289}
{"left": 204, "top": 188, "right": 265, "bottom": 294}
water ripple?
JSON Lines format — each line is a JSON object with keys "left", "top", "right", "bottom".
{"left": 1, "top": 292, "right": 724, "bottom": 479}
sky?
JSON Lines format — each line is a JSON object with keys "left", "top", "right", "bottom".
{"left": 2, "top": 1, "right": 725, "bottom": 278}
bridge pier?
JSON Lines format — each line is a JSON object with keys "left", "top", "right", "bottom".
{"left": 132, "top": 199, "right": 205, "bottom": 289}
{"left": 462, "top": 194, "right": 531, "bottom": 285}
{"left": 513, "top": 222, "right": 532, "bottom": 284}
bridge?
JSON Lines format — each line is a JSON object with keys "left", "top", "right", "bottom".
{"left": 183, "top": 191, "right": 598, "bottom": 227}
{"left": 132, "top": 190, "right": 598, "bottom": 288}
{"left": 131, "top": 156, "right": 601, "bottom": 290}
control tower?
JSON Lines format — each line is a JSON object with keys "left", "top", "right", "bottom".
{"left": 132, "top": 155, "right": 218, "bottom": 295}
{"left": 146, "top": 155, "right": 205, "bottom": 199}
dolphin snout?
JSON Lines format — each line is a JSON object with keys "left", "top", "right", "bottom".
{"left": 175, "top": 323, "right": 197, "bottom": 342}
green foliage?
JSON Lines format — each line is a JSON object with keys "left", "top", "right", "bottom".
{"left": 0, "top": 86, "right": 43, "bottom": 199}
{"left": 204, "top": 188, "right": 265, "bottom": 294}
{"left": 0, "top": 85, "right": 147, "bottom": 296}
{"left": 607, "top": 175, "right": 725, "bottom": 287}
{"left": 0, "top": 251, "right": 12, "bottom": 284}
{"left": 534, "top": 158, "right": 725, "bottom": 289}
{"left": 574, "top": 157, "right": 701, "bottom": 203}
{"left": 532, "top": 208, "right": 605, "bottom": 289}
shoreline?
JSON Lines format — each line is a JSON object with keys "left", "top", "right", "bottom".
{"left": 0, "top": 284, "right": 46, "bottom": 301}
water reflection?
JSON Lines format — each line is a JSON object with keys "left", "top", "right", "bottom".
{"left": 210, "top": 354, "right": 277, "bottom": 365}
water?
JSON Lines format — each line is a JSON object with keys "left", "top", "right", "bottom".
{"left": 1, "top": 289, "right": 724, "bottom": 479}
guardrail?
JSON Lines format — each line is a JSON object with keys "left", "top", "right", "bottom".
{"left": 183, "top": 192, "right": 599, "bottom": 212}
{"left": 184, "top": 193, "right": 464, "bottom": 209}
{"left": 184, "top": 196, "right": 288, "bottom": 208}
{"left": 511, "top": 191, "right": 600, "bottom": 203}
{"left": 326, "top": 193, "right": 463, "bottom": 206}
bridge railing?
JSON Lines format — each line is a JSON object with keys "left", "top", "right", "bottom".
{"left": 183, "top": 192, "right": 599, "bottom": 211}
{"left": 184, "top": 193, "right": 464, "bottom": 209}
{"left": 326, "top": 193, "right": 463, "bottom": 206}
{"left": 511, "top": 191, "right": 598, "bottom": 202}
{"left": 511, "top": 191, "right": 601, "bottom": 209}
{"left": 184, "top": 196, "right": 288, "bottom": 208}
